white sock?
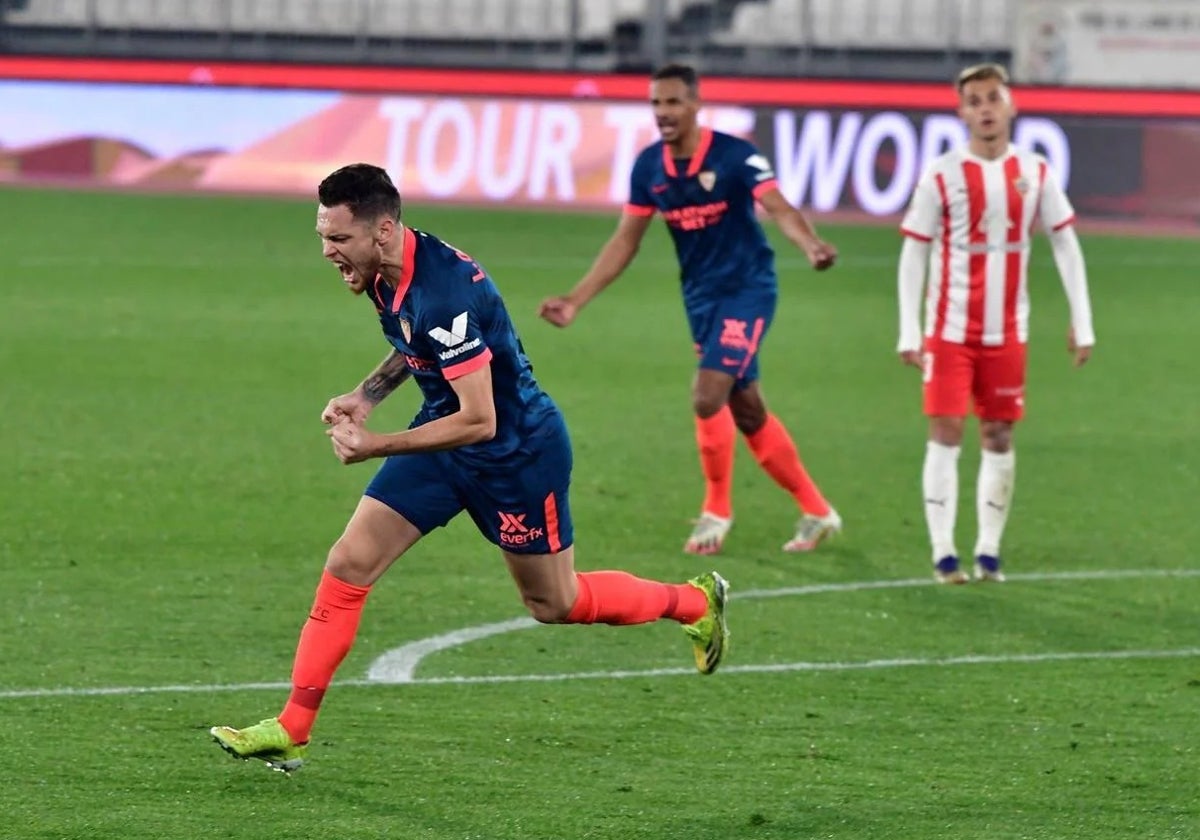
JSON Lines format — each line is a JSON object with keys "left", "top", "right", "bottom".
{"left": 975, "top": 449, "right": 1016, "bottom": 557}
{"left": 922, "top": 440, "right": 961, "bottom": 562}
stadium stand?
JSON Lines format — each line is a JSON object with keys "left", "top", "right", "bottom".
{"left": 0, "top": 0, "right": 1014, "bottom": 75}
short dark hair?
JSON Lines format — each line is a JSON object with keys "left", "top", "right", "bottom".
{"left": 317, "top": 163, "right": 401, "bottom": 222}
{"left": 652, "top": 63, "right": 699, "bottom": 95}
{"left": 956, "top": 63, "right": 1010, "bottom": 92}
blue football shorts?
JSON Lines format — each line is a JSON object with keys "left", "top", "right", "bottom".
{"left": 687, "top": 287, "right": 777, "bottom": 389}
{"left": 363, "top": 411, "right": 574, "bottom": 555}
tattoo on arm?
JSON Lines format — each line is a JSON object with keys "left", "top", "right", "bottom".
{"left": 360, "top": 351, "right": 411, "bottom": 405}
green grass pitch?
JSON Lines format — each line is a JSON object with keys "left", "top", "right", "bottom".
{"left": 1, "top": 186, "right": 1197, "bottom": 839}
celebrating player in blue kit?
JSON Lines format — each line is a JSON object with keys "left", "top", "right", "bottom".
{"left": 540, "top": 64, "right": 841, "bottom": 557}
{"left": 209, "top": 164, "right": 729, "bottom": 773}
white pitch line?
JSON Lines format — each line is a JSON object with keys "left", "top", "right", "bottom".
{"left": 368, "top": 568, "right": 1200, "bottom": 683}
{"left": 3, "top": 568, "right": 1198, "bottom": 701}
{"left": 367, "top": 616, "right": 539, "bottom": 684}
{"left": 4, "top": 648, "right": 1199, "bottom": 700}
{"left": 736, "top": 567, "right": 1200, "bottom": 600}
{"left": 401, "top": 647, "right": 1200, "bottom": 686}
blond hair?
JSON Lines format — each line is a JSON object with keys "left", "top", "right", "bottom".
{"left": 956, "top": 63, "right": 1010, "bottom": 92}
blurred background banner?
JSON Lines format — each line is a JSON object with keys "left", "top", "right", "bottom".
{"left": 1014, "top": 0, "right": 1200, "bottom": 88}
{"left": 3, "top": 66, "right": 1200, "bottom": 222}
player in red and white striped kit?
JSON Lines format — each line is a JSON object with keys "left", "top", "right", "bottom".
{"left": 896, "top": 64, "right": 1095, "bottom": 584}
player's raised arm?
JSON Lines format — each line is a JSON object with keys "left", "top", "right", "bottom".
{"left": 539, "top": 211, "right": 654, "bottom": 327}
{"left": 320, "top": 349, "right": 412, "bottom": 425}
{"left": 756, "top": 187, "right": 837, "bottom": 271}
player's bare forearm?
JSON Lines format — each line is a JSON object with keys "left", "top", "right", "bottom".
{"left": 569, "top": 238, "right": 637, "bottom": 306}
{"left": 758, "top": 188, "right": 836, "bottom": 269}
{"left": 375, "top": 365, "right": 495, "bottom": 454}
{"left": 358, "top": 350, "right": 411, "bottom": 405}
{"left": 775, "top": 206, "right": 819, "bottom": 248}
{"left": 565, "top": 213, "right": 652, "bottom": 308}
{"left": 375, "top": 412, "right": 495, "bottom": 455}
{"left": 329, "top": 364, "right": 494, "bottom": 464}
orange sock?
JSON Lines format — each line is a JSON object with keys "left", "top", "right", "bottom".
{"left": 566, "top": 571, "right": 708, "bottom": 625}
{"left": 745, "top": 413, "right": 831, "bottom": 517}
{"left": 277, "top": 569, "right": 371, "bottom": 744}
{"left": 695, "top": 407, "right": 736, "bottom": 518}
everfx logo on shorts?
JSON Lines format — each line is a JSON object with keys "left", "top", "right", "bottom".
{"left": 498, "top": 511, "right": 545, "bottom": 547}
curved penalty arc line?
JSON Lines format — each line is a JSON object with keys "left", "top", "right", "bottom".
{"left": 2, "top": 568, "right": 1197, "bottom": 700}
{"left": 365, "top": 567, "right": 1200, "bottom": 684}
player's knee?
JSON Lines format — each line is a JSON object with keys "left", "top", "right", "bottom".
{"left": 692, "top": 391, "right": 727, "bottom": 419}
{"left": 981, "top": 422, "right": 1013, "bottom": 453}
{"left": 522, "top": 592, "right": 573, "bottom": 624}
{"left": 324, "top": 537, "right": 381, "bottom": 587}
{"left": 929, "top": 416, "right": 965, "bottom": 447}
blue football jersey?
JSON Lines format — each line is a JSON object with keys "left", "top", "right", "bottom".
{"left": 627, "top": 129, "right": 779, "bottom": 310}
{"left": 364, "top": 227, "right": 559, "bottom": 466}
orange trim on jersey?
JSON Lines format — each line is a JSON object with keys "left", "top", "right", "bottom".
{"left": 441, "top": 346, "right": 493, "bottom": 380}
{"left": 686, "top": 128, "right": 714, "bottom": 177}
{"left": 1051, "top": 215, "right": 1076, "bottom": 232}
{"left": 661, "top": 127, "right": 714, "bottom": 178}
{"left": 1003, "top": 156, "right": 1024, "bottom": 346}
{"left": 661, "top": 141, "right": 677, "bottom": 178}
{"left": 544, "top": 492, "right": 562, "bottom": 553}
{"left": 623, "top": 203, "right": 656, "bottom": 217}
{"left": 962, "top": 161, "right": 988, "bottom": 344}
{"left": 389, "top": 226, "right": 419, "bottom": 314}
{"left": 900, "top": 227, "right": 933, "bottom": 243}
{"left": 372, "top": 272, "right": 387, "bottom": 311}
{"left": 933, "top": 173, "right": 952, "bottom": 340}
{"left": 751, "top": 178, "right": 779, "bottom": 200}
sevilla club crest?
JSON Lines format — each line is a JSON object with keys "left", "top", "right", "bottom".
{"left": 698, "top": 171, "right": 716, "bottom": 191}
{"left": 399, "top": 318, "right": 412, "bottom": 343}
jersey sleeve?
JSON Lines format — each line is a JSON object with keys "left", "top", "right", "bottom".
{"left": 900, "top": 167, "right": 941, "bottom": 242}
{"left": 1038, "top": 160, "right": 1076, "bottom": 233}
{"left": 422, "top": 285, "right": 494, "bottom": 380}
{"left": 624, "top": 149, "right": 656, "bottom": 217}
{"left": 733, "top": 140, "right": 780, "bottom": 201}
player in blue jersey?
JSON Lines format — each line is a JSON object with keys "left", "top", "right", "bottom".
{"left": 540, "top": 64, "right": 842, "bottom": 557}
{"left": 209, "top": 164, "right": 729, "bottom": 773}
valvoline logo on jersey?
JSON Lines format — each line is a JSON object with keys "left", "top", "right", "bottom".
{"left": 429, "top": 311, "right": 483, "bottom": 361}
{"left": 436, "top": 337, "right": 482, "bottom": 362}
{"left": 498, "top": 511, "right": 544, "bottom": 546}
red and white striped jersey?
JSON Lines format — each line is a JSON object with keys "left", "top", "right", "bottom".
{"left": 900, "top": 145, "right": 1075, "bottom": 346}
